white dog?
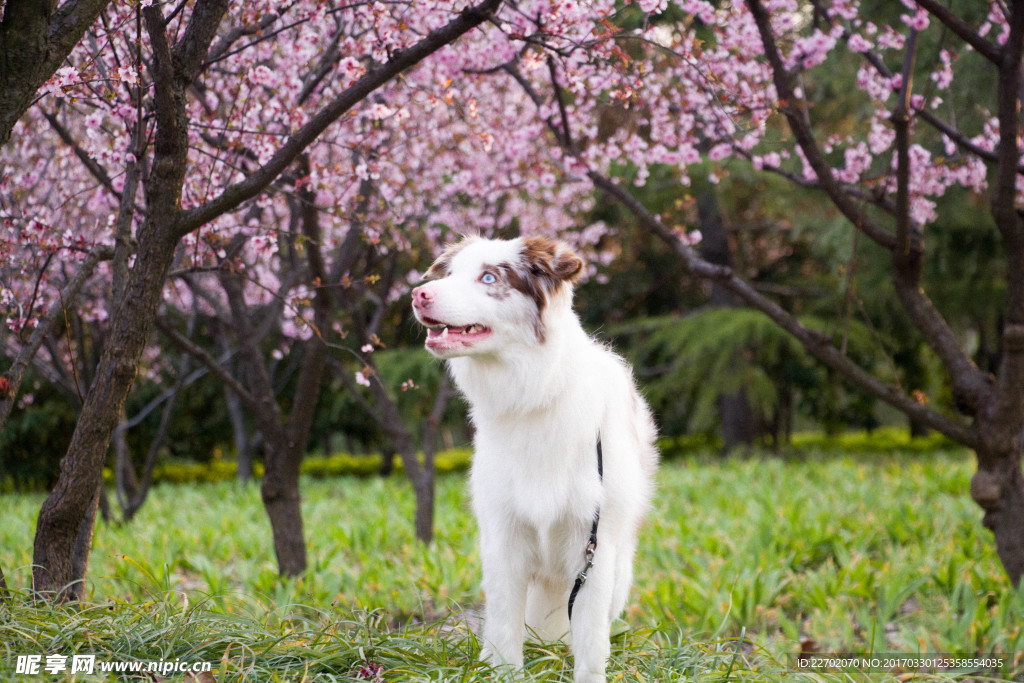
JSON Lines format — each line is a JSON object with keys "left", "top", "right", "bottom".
{"left": 412, "top": 235, "right": 657, "bottom": 682}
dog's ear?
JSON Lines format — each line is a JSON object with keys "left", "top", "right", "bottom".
{"left": 423, "top": 236, "right": 478, "bottom": 280}
{"left": 522, "top": 236, "right": 584, "bottom": 284}
{"left": 422, "top": 258, "right": 449, "bottom": 281}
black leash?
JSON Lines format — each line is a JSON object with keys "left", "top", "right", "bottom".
{"left": 567, "top": 437, "right": 603, "bottom": 621}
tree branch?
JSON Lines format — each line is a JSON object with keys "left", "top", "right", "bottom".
{"left": 748, "top": 0, "right": 992, "bottom": 418}
{"left": 0, "top": 0, "right": 114, "bottom": 144}
{"left": 283, "top": 154, "right": 332, "bottom": 451}
{"left": 587, "top": 169, "right": 981, "bottom": 449}
{"left": 0, "top": 245, "right": 113, "bottom": 434}
{"left": 891, "top": 29, "right": 919, "bottom": 262}
{"left": 914, "top": 0, "right": 1001, "bottom": 64}
{"left": 47, "top": 0, "right": 115, "bottom": 60}
{"left": 744, "top": 0, "right": 896, "bottom": 251}
{"left": 42, "top": 110, "right": 119, "bottom": 199}
{"left": 171, "top": 0, "right": 233, "bottom": 84}
{"left": 177, "top": 0, "right": 504, "bottom": 235}
{"left": 914, "top": 106, "right": 1024, "bottom": 172}
{"left": 986, "top": 0, "right": 1024, "bottom": 435}
{"left": 155, "top": 315, "right": 259, "bottom": 410}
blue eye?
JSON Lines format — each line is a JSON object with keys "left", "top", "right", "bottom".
{"left": 481, "top": 272, "right": 497, "bottom": 284}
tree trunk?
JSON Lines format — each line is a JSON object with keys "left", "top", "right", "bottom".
{"left": 221, "top": 270, "right": 310, "bottom": 577}
{"left": 32, "top": 224, "right": 181, "bottom": 598}
{"left": 412, "top": 467, "right": 435, "bottom": 543}
{"left": 394, "top": 433, "right": 434, "bottom": 543}
{"left": 97, "top": 485, "right": 111, "bottom": 523}
{"left": 0, "top": 0, "right": 115, "bottom": 146}
{"left": 69, "top": 485, "right": 101, "bottom": 600}
{"left": 31, "top": 0, "right": 232, "bottom": 598}
{"left": 411, "top": 374, "right": 449, "bottom": 542}
{"left": 362, "top": 373, "right": 436, "bottom": 543}
{"left": 379, "top": 448, "right": 396, "bottom": 477}
{"left": 114, "top": 420, "right": 140, "bottom": 503}
{"left": 261, "top": 467, "right": 307, "bottom": 577}
{"left": 696, "top": 180, "right": 757, "bottom": 453}
{"left": 718, "top": 392, "right": 756, "bottom": 455}
{"left": 225, "top": 382, "right": 253, "bottom": 483}
{"left": 971, "top": 449, "right": 1024, "bottom": 586}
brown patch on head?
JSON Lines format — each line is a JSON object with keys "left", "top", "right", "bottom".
{"left": 500, "top": 237, "right": 584, "bottom": 343}
{"left": 521, "top": 236, "right": 584, "bottom": 283}
{"left": 422, "top": 236, "right": 479, "bottom": 281}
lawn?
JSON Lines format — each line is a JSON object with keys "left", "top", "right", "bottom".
{"left": 1, "top": 450, "right": 1022, "bottom": 681}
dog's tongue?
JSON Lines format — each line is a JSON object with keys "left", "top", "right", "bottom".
{"left": 429, "top": 325, "right": 466, "bottom": 338}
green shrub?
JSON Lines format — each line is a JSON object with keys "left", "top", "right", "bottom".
{"left": 788, "top": 426, "right": 957, "bottom": 454}
{"left": 656, "top": 427, "right": 960, "bottom": 460}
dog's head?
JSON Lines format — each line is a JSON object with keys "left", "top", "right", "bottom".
{"left": 412, "top": 236, "right": 584, "bottom": 358}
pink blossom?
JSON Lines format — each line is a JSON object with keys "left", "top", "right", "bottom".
{"left": 930, "top": 50, "right": 954, "bottom": 90}
{"left": 637, "top": 0, "right": 668, "bottom": 13}
{"left": 249, "top": 65, "right": 279, "bottom": 87}
{"left": 708, "top": 143, "right": 732, "bottom": 161}
{"left": 839, "top": 142, "right": 872, "bottom": 183}
{"left": 678, "top": 229, "right": 703, "bottom": 246}
{"left": 0, "top": 0, "right": 1010, "bottom": 411}
{"left": 847, "top": 33, "right": 872, "bottom": 53}
{"left": 901, "top": 9, "right": 930, "bottom": 32}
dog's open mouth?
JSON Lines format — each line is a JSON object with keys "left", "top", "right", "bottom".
{"left": 421, "top": 317, "right": 492, "bottom": 350}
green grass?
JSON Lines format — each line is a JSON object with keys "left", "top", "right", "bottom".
{"left": 1, "top": 451, "right": 1022, "bottom": 681}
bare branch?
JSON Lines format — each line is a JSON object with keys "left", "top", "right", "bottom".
{"left": 587, "top": 169, "right": 981, "bottom": 449}
{"left": 915, "top": 0, "right": 1001, "bottom": 63}
{"left": 155, "top": 315, "right": 259, "bottom": 410}
{"left": 546, "top": 55, "right": 574, "bottom": 152}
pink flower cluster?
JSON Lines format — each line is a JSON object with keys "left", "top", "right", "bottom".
{"left": 0, "top": 0, "right": 1011, "bottom": 366}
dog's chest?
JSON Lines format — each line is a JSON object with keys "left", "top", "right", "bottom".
{"left": 471, "top": 422, "right": 602, "bottom": 530}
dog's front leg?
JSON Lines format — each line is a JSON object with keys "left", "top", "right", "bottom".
{"left": 568, "top": 543, "right": 617, "bottom": 683}
{"left": 479, "top": 532, "right": 529, "bottom": 672}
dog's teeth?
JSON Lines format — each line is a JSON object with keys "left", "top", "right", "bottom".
{"left": 441, "top": 326, "right": 449, "bottom": 338}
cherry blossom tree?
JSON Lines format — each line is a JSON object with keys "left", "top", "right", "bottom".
{"left": 3, "top": 0, "right": 608, "bottom": 591}
{"left": 1, "top": 0, "right": 506, "bottom": 599}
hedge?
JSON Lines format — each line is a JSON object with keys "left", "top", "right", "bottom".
{"left": 100, "top": 448, "right": 474, "bottom": 487}
{"left": 655, "top": 426, "right": 962, "bottom": 459}
{"left": 96, "top": 428, "right": 966, "bottom": 489}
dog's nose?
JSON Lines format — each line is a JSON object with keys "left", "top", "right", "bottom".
{"left": 412, "top": 286, "right": 434, "bottom": 309}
